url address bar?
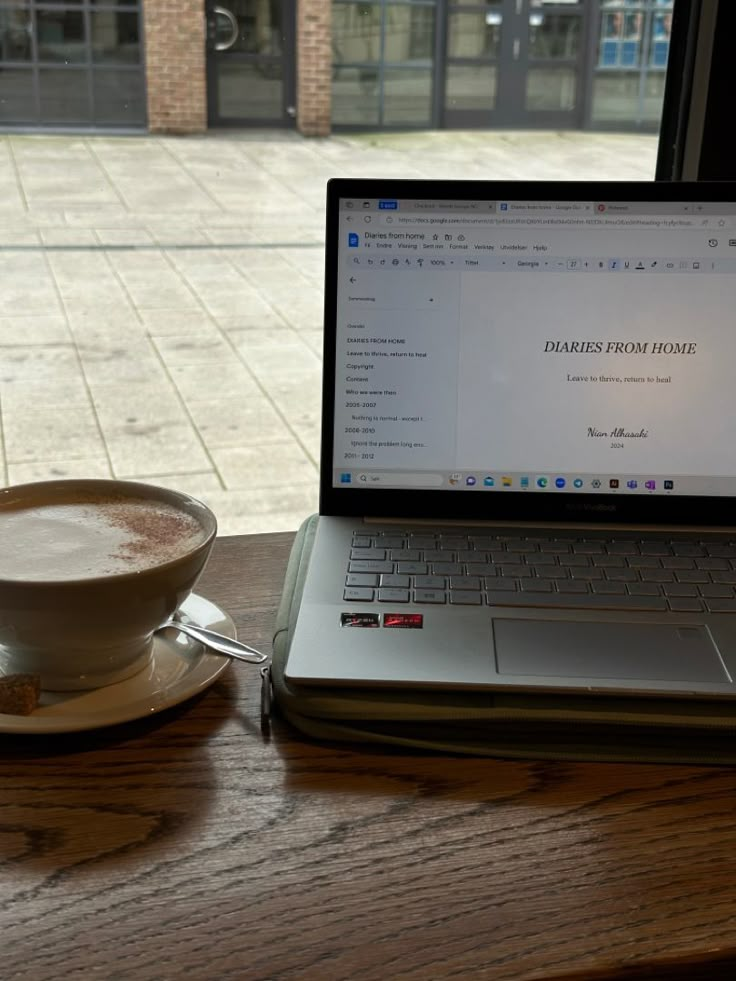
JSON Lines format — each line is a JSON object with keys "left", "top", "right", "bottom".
{"left": 381, "top": 215, "right": 706, "bottom": 227}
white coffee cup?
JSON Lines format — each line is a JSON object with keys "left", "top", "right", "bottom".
{"left": 0, "top": 479, "right": 217, "bottom": 691}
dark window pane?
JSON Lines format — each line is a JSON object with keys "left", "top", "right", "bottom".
{"left": 406, "top": 4, "right": 434, "bottom": 60}
{"left": 592, "top": 69, "right": 666, "bottom": 126}
{"left": 528, "top": 14, "right": 580, "bottom": 60}
{"left": 384, "top": 5, "right": 433, "bottom": 62}
{"left": 93, "top": 67, "right": 145, "bottom": 124}
{"left": 649, "top": 7, "right": 672, "bottom": 69}
{"left": 39, "top": 67, "right": 89, "bottom": 121}
{"left": 526, "top": 66, "right": 576, "bottom": 110}
{"left": 332, "top": 65, "right": 379, "bottom": 125}
{"left": 91, "top": 11, "right": 140, "bottom": 64}
{"left": 445, "top": 63, "right": 496, "bottom": 112}
{"left": 0, "top": 65, "right": 36, "bottom": 120}
{"left": 0, "top": 6, "right": 32, "bottom": 62}
{"left": 37, "top": 10, "right": 86, "bottom": 63}
{"left": 215, "top": 0, "right": 283, "bottom": 56}
{"left": 383, "top": 67, "right": 431, "bottom": 124}
{"left": 217, "top": 61, "right": 282, "bottom": 119}
{"left": 333, "top": 2, "right": 381, "bottom": 66}
{"left": 448, "top": 13, "right": 500, "bottom": 59}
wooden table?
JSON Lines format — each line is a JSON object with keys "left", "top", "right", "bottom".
{"left": 3, "top": 532, "right": 736, "bottom": 981}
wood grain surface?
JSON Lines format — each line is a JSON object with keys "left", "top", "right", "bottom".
{"left": 2, "top": 533, "right": 736, "bottom": 981}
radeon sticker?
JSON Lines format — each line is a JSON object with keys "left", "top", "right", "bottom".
{"left": 383, "top": 613, "right": 424, "bottom": 629}
{"left": 341, "top": 612, "right": 380, "bottom": 628}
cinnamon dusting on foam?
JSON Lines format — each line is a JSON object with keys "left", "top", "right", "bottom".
{"left": 105, "top": 499, "right": 205, "bottom": 567}
{"left": 0, "top": 493, "right": 208, "bottom": 581}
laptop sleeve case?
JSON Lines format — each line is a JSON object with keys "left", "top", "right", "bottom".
{"left": 269, "top": 515, "right": 736, "bottom": 764}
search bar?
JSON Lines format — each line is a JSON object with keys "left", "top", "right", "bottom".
{"left": 358, "top": 472, "right": 444, "bottom": 487}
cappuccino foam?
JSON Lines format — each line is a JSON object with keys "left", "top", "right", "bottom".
{"left": 0, "top": 494, "right": 208, "bottom": 581}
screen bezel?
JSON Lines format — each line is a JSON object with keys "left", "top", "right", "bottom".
{"left": 319, "top": 177, "right": 736, "bottom": 528}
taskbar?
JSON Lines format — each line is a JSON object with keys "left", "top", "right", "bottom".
{"left": 335, "top": 470, "right": 705, "bottom": 494}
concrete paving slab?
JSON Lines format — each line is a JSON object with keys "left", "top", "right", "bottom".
{"left": 0, "top": 345, "right": 81, "bottom": 382}
{"left": 0, "top": 375, "right": 91, "bottom": 409}
{"left": 0, "top": 230, "right": 42, "bottom": 245}
{"left": 138, "top": 308, "right": 218, "bottom": 336}
{"left": 137, "top": 472, "right": 224, "bottom": 495}
{"left": 90, "top": 382, "right": 184, "bottom": 423}
{"left": 0, "top": 127, "right": 659, "bottom": 534}
{"left": 103, "top": 417, "right": 213, "bottom": 479}
{"left": 0, "top": 315, "right": 72, "bottom": 346}
{"left": 76, "top": 349, "right": 168, "bottom": 387}
{"left": 96, "top": 228, "right": 157, "bottom": 247}
{"left": 63, "top": 303, "right": 143, "bottom": 331}
{"left": 0, "top": 261, "right": 60, "bottom": 318}
{"left": 3, "top": 405, "right": 106, "bottom": 465}
{"left": 168, "top": 361, "right": 262, "bottom": 402}
{"left": 211, "top": 440, "right": 317, "bottom": 492}
{"left": 187, "top": 397, "right": 293, "bottom": 449}
{"left": 40, "top": 228, "right": 99, "bottom": 246}
{"left": 152, "top": 333, "right": 242, "bottom": 366}
{"left": 8, "top": 457, "right": 113, "bottom": 484}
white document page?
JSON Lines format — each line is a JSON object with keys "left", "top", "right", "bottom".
{"left": 456, "top": 271, "right": 736, "bottom": 475}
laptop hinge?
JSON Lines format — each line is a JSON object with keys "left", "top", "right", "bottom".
{"left": 361, "top": 516, "right": 736, "bottom": 535}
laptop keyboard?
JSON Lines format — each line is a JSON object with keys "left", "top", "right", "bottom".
{"left": 344, "top": 530, "right": 736, "bottom": 613}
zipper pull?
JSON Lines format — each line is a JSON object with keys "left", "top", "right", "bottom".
{"left": 260, "top": 664, "right": 272, "bottom": 735}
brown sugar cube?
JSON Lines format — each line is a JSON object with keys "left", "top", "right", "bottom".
{"left": 0, "top": 674, "right": 41, "bottom": 715}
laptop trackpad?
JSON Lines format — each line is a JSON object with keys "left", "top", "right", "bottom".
{"left": 493, "top": 618, "right": 730, "bottom": 683}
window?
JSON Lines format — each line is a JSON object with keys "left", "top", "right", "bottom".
{"left": 592, "top": 0, "right": 674, "bottom": 128}
{"left": 332, "top": 0, "right": 436, "bottom": 127}
{"left": 0, "top": 1, "right": 145, "bottom": 127}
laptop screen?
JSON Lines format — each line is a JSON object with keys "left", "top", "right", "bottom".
{"left": 322, "top": 180, "right": 736, "bottom": 524}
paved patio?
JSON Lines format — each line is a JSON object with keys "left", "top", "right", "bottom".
{"left": 0, "top": 129, "right": 658, "bottom": 535}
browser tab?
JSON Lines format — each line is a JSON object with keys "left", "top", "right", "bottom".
{"left": 496, "top": 201, "right": 593, "bottom": 214}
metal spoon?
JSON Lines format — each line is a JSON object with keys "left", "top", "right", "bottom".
{"left": 160, "top": 618, "right": 267, "bottom": 664}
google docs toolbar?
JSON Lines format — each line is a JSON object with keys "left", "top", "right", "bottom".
{"left": 345, "top": 253, "right": 736, "bottom": 273}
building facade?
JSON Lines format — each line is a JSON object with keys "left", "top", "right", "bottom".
{"left": 0, "top": 0, "right": 672, "bottom": 135}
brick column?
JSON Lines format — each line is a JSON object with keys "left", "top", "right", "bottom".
{"left": 297, "top": 0, "right": 332, "bottom": 137}
{"left": 143, "top": 0, "right": 208, "bottom": 134}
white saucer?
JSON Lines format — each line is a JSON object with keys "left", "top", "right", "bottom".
{"left": 0, "top": 593, "right": 233, "bottom": 734}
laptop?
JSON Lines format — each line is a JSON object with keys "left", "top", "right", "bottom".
{"left": 284, "top": 178, "right": 736, "bottom": 700}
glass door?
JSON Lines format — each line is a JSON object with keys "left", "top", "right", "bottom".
{"left": 522, "top": 0, "right": 584, "bottom": 125}
{"left": 443, "top": 0, "right": 585, "bottom": 128}
{"left": 443, "top": 1, "right": 504, "bottom": 125}
{"left": 205, "top": 0, "right": 296, "bottom": 126}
